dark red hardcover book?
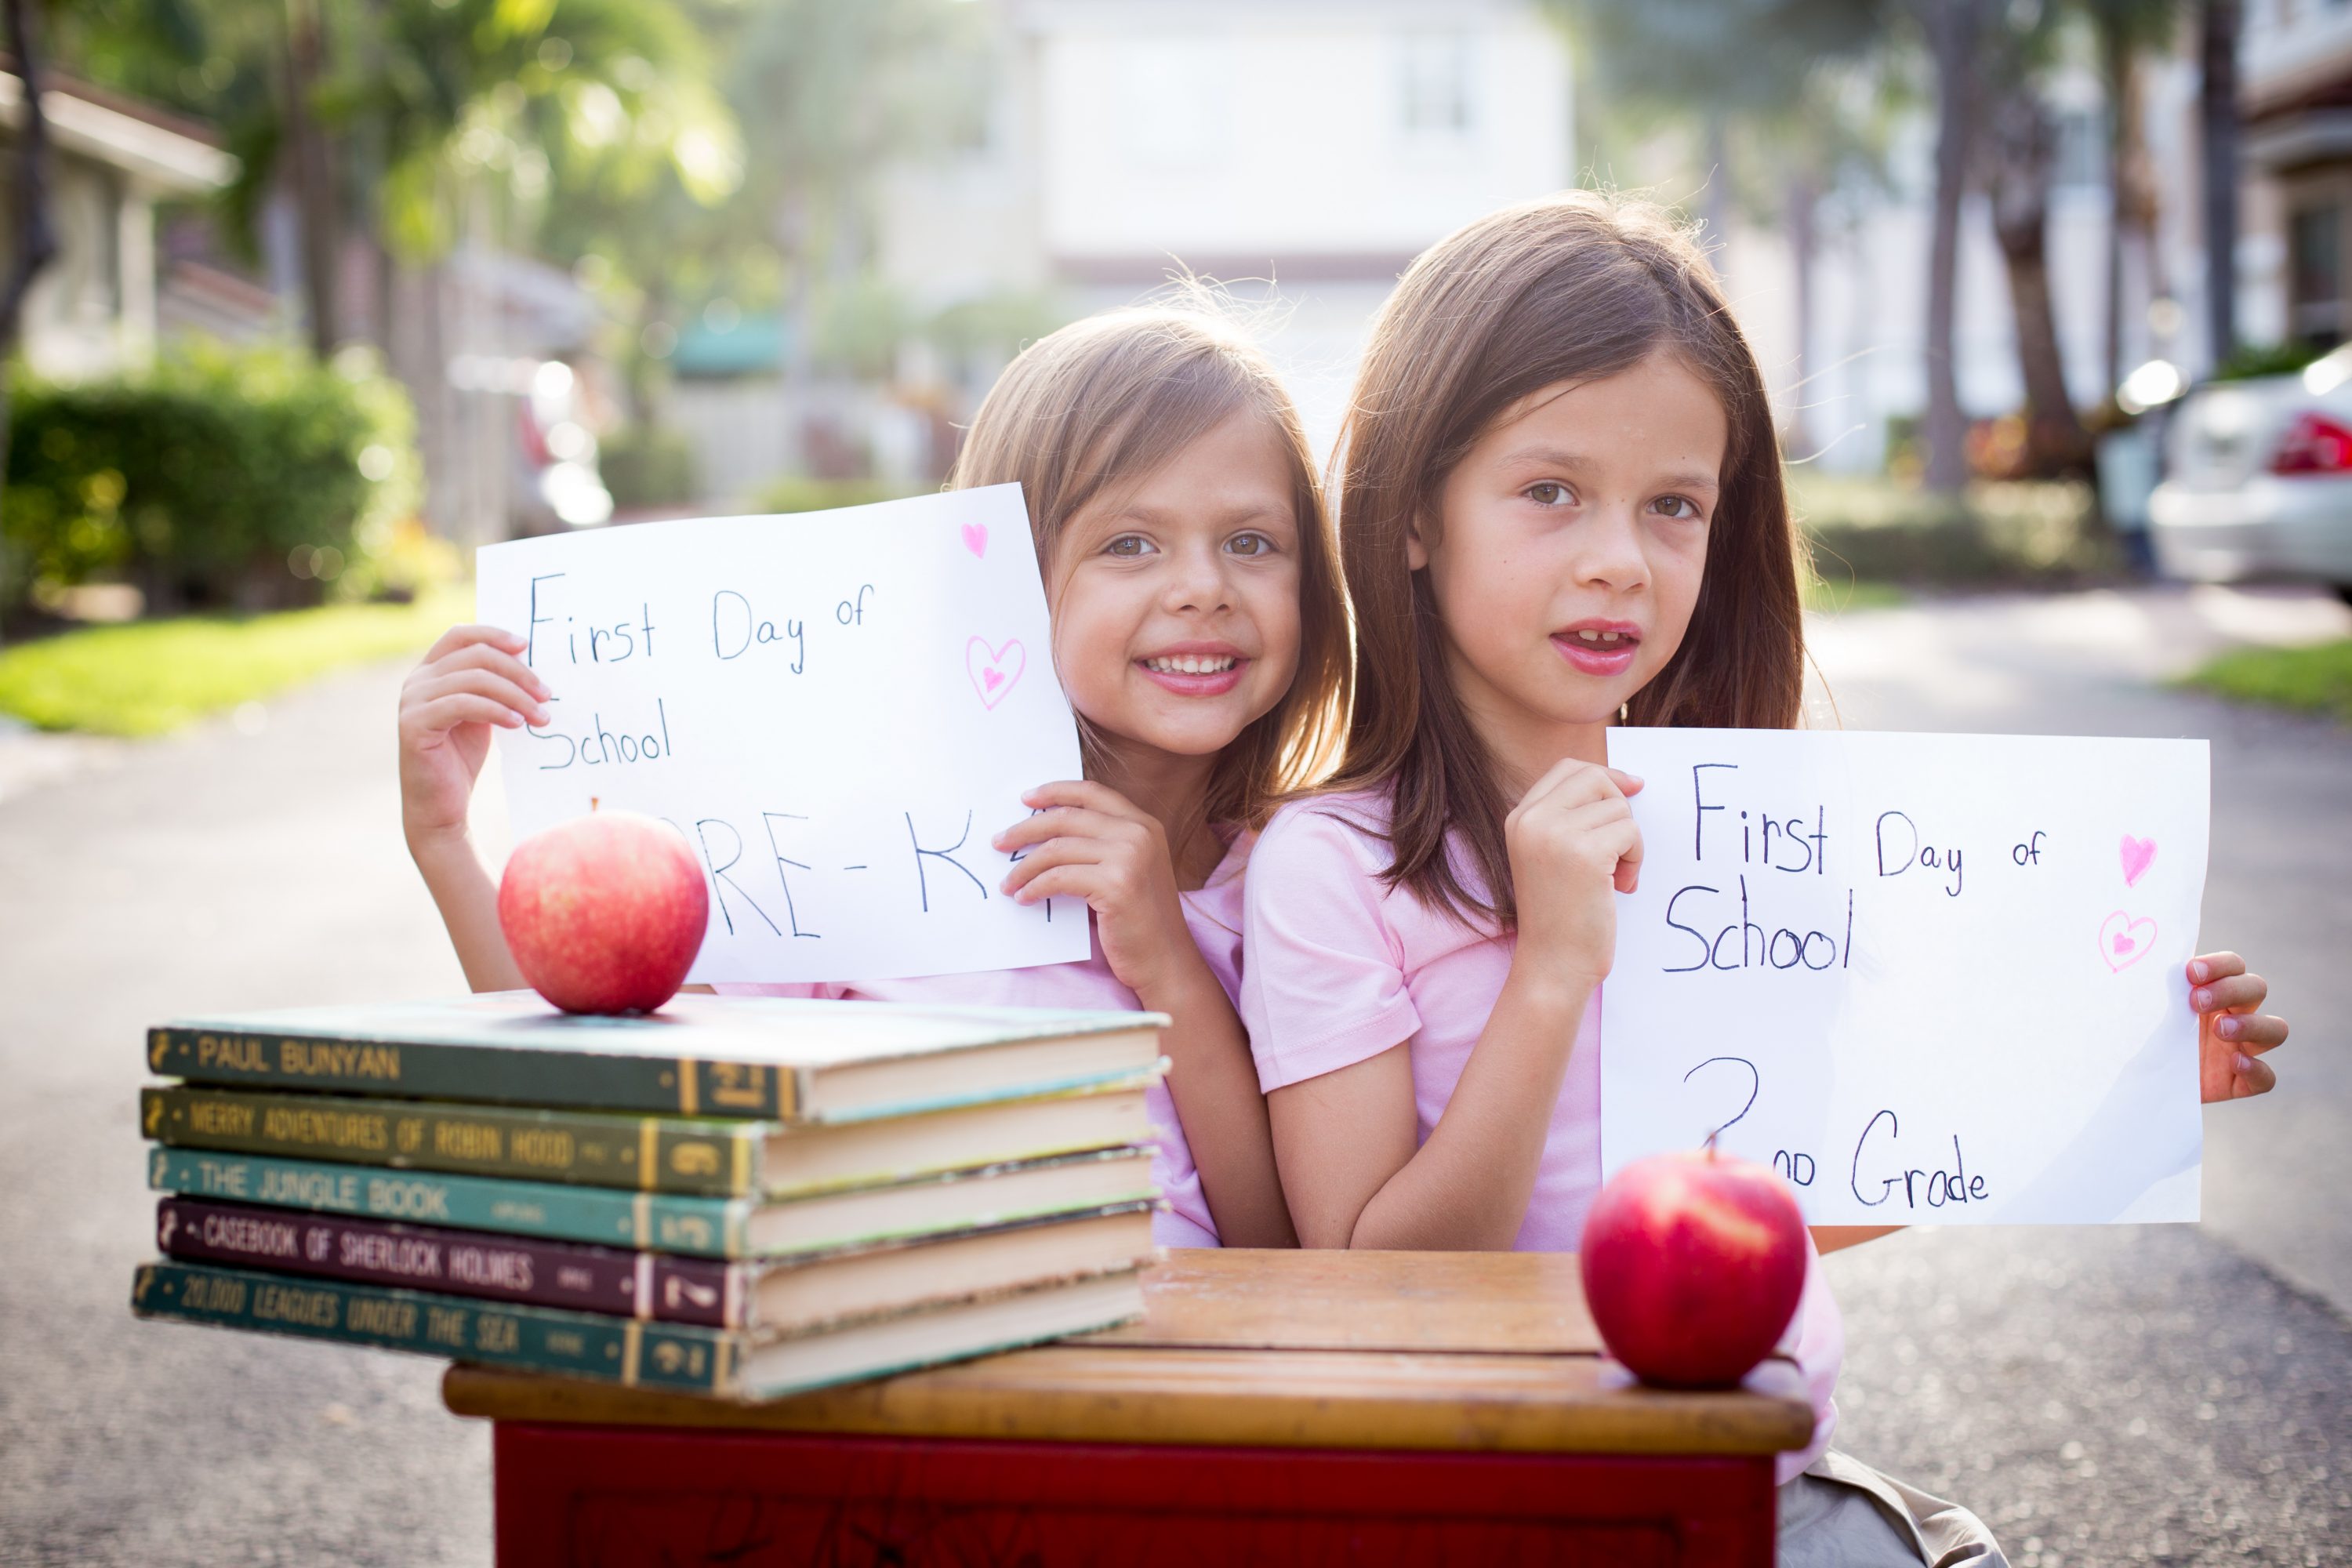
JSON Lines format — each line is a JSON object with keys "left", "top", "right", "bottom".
{"left": 156, "top": 1197, "right": 736, "bottom": 1327}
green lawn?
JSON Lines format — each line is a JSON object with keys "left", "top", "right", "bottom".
{"left": 0, "top": 583, "right": 471, "bottom": 736}
{"left": 2179, "top": 640, "right": 2352, "bottom": 725}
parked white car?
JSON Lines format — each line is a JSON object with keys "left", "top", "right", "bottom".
{"left": 2147, "top": 348, "right": 2352, "bottom": 603}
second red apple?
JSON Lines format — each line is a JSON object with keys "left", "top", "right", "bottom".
{"left": 1578, "top": 1145, "right": 1808, "bottom": 1388}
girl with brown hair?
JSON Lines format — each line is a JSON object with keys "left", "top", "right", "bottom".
{"left": 398, "top": 305, "right": 1349, "bottom": 1250}
{"left": 1237, "top": 192, "right": 2283, "bottom": 1563}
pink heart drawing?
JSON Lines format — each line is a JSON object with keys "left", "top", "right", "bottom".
{"left": 2118, "top": 833, "right": 2157, "bottom": 887}
{"left": 2097, "top": 909, "right": 2157, "bottom": 973}
{"left": 960, "top": 521, "right": 988, "bottom": 558}
{"left": 966, "top": 636, "right": 1025, "bottom": 710}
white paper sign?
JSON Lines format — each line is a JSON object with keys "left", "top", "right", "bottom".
{"left": 1600, "top": 728, "right": 2209, "bottom": 1225}
{"left": 474, "top": 485, "right": 1090, "bottom": 983}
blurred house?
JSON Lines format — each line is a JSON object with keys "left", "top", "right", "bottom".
{"left": 0, "top": 69, "right": 235, "bottom": 377}
{"left": 2240, "top": 0, "right": 2352, "bottom": 349}
{"left": 667, "top": 0, "right": 1573, "bottom": 490}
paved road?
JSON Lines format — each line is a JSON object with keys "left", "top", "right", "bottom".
{"left": 0, "top": 583, "right": 2344, "bottom": 1566}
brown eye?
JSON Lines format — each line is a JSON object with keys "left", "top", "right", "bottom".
{"left": 1227, "top": 532, "right": 1274, "bottom": 557}
{"left": 1526, "top": 481, "right": 1572, "bottom": 506}
{"left": 1652, "top": 495, "right": 1702, "bottom": 521}
{"left": 1105, "top": 535, "right": 1152, "bottom": 557}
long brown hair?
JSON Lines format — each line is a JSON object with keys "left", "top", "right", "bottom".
{"left": 949, "top": 306, "right": 1350, "bottom": 829}
{"left": 1327, "top": 191, "right": 1806, "bottom": 927}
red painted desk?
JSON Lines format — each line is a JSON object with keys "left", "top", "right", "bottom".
{"left": 441, "top": 1249, "right": 1813, "bottom": 1566}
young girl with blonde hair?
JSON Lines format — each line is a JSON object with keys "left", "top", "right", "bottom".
{"left": 398, "top": 305, "right": 1350, "bottom": 1250}
{"left": 1240, "top": 192, "right": 2288, "bottom": 1563}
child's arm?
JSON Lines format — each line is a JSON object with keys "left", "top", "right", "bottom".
{"left": 1813, "top": 952, "right": 2287, "bottom": 1257}
{"left": 997, "top": 782, "right": 1298, "bottom": 1248}
{"left": 397, "top": 624, "right": 548, "bottom": 993}
{"left": 1265, "top": 760, "right": 1642, "bottom": 1250}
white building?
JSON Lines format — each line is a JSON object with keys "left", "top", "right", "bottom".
{"left": 871, "top": 0, "right": 1576, "bottom": 462}
{"left": 0, "top": 71, "right": 236, "bottom": 378}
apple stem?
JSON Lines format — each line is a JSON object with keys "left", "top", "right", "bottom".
{"left": 590, "top": 797, "right": 600, "bottom": 812}
{"left": 1704, "top": 1127, "right": 1720, "bottom": 1160}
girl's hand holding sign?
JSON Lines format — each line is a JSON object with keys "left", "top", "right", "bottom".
{"left": 996, "top": 780, "right": 1217, "bottom": 1011}
{"left": 2191, "top": 951, "right": 2286, "bottom": 1100}
{"left": 1504, "top": 760, "right": 1646, "bottom": 996}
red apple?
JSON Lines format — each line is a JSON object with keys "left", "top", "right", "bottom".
{"left": 497, "top": 811, "right": 709, "bottom": 1014}
{"left": 1578, "top": 1145, "right": 1808, "bottom": 1388}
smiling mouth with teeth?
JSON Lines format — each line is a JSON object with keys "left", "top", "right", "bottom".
{"left": 1573, "top": 630, "right": 1629, "bottom": 644}
{"left": 1142, "top": 655, "right": 1240, "bottom": 673}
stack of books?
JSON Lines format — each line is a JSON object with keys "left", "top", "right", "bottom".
{"left": 129, "top": 993, "right": 1164, "bottom": 1398}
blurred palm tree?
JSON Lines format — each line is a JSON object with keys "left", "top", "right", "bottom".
{"left": 49, "top": 0, "right": 739, "bottom": 352}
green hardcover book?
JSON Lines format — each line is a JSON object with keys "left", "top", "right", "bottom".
{"left": 141, "top": 1083, "right": 764, "bottom": 1196}
{"left": 131, "top": 1261, "right": 1145, "bottom": 1399}
{"left": 147, "top": 1145, "right": 1161, "bottom": 1260}
{"left": 142, "top": 1076, "right": 1156, "bottom": 1200}
{"left": 146, "top": 991, "right": 1165, "bottom": 1120}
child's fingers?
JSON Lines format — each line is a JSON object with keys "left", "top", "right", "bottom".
{"left": 1004, "top": 864, "right": 1104, "bottom": 909}
{"left": 993, "top": 806, "right": 1126, "bottom": 854}
{"left": 1020, "top": 779, "right": 1148, "bottom": 822}
{"left": 430, "top": 642, "right": 553, "bottom": 700}
{"left": 422, "top": 623, "right": 527, "bottom": 664}
{"left": 407, "top": 670, "right": 550, "bottom": 728}
{"left": 2231, "top": 1054, "right": 2278, "bottom": 1097}
{"left": 2215, "top": 1011, "right": 2288, "bottom": 1052}
{"left": 1000, "top": 837, "right": 1106, "bottom": 899}
{"left": 411, "top": 693, "right": 527, "bottom": 734}
{"left": 2190, "top": 972, "right": 2267, "bottom": 1016}
{"left": 1606, "top": 767, "right": 1646, "bottom": 797}
{"left": 2187, "top": 952, "right": 2244, "bottom": 985}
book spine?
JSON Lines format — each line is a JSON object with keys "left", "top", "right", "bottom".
{"left": 146, "top": 1148, "right": 750, "bottom": 1258}
{"left": 131, "top": 1262, "right": 741, "bottom": 1392}
{"left": 158, "top": 1199, "right": 740, "bottom": 1327}
{"left": 146, "top": 1025, "right": 796, "bottom": 1119}
{"left": 141, "top": 1086, "right": 762, "bottom": 1197}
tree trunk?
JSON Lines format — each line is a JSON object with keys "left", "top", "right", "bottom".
{"left": 1985, "top": 87, "right": 2093, "bottom": 475}
{"left": 283, "top": 0, "right": 339, "bottom": 358}
{"left": 0, "top": 0, "right": 58, "bottom": 645}
{"left": 1922, "top": 0, "right": 1984, "bottom": 494}
{"left": 2100, "top": 14, "right": 2133, "bottom": 396}
{"left": 1786, "top": 168, "right": 1819, "bottom": 458}
{"left": 2201, "top": 0, "right": 2241, "bottom": 368}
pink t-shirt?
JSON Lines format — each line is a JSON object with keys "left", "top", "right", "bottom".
{"left": 713, "top": 830, "right": 1252, "bottom": 1250}
{"left": 1239, "top": 791, "right": 1841, "bottom": 1483}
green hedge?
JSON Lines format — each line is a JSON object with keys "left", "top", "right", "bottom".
{"left": 599, "top": 424, "right": 699, "bottom": 510}
{"left": 748, "top": 475, "right": 923, "bottom": 514}
{"left": 1793, "top": 476, "right": 2118, "bottom": 586}
{"left": 2, "top": 339, "right": 421, "bottom": 617}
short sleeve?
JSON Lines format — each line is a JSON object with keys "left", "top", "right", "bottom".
{"left": 1240, "top": 803, "right": 1422, "bottom": 1094}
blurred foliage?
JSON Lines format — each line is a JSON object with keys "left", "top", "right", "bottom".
{"left": 2211, "top": 343, "right": 2330, "bottom": 383}
{"left": 598, "top": 423, "right": 699, "bottom": 510}
{"left": 748, "top": 476, "right": 920, "bottom": 515}
{"left": 1, "top": 340, "right": 422, "bottom": 616}
{"left": 2179, "top": 639, "right": 2352, "bottom": 725}
{"left": 50, "top": 0, "right": 740, "bottom": 267}
{"left": 1792, "top": 474, "right": 2120, "bottom": 585}
{"left": 0, "top": 582, "right": 470, "bottom": 736}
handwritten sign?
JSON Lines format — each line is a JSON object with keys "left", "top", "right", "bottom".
{"left": 1600, "top": 729, "right": 2209, "bottom": 1225}
{"left": 475, "top": 485, "right": 1090, "bottom": 984}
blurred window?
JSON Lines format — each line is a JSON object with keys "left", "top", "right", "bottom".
{"left": 1399, "top": 32, "right": 1473, "bottom": 137}
{"left": 2291, "top": 204, "right": 2344, "bottom": 347}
